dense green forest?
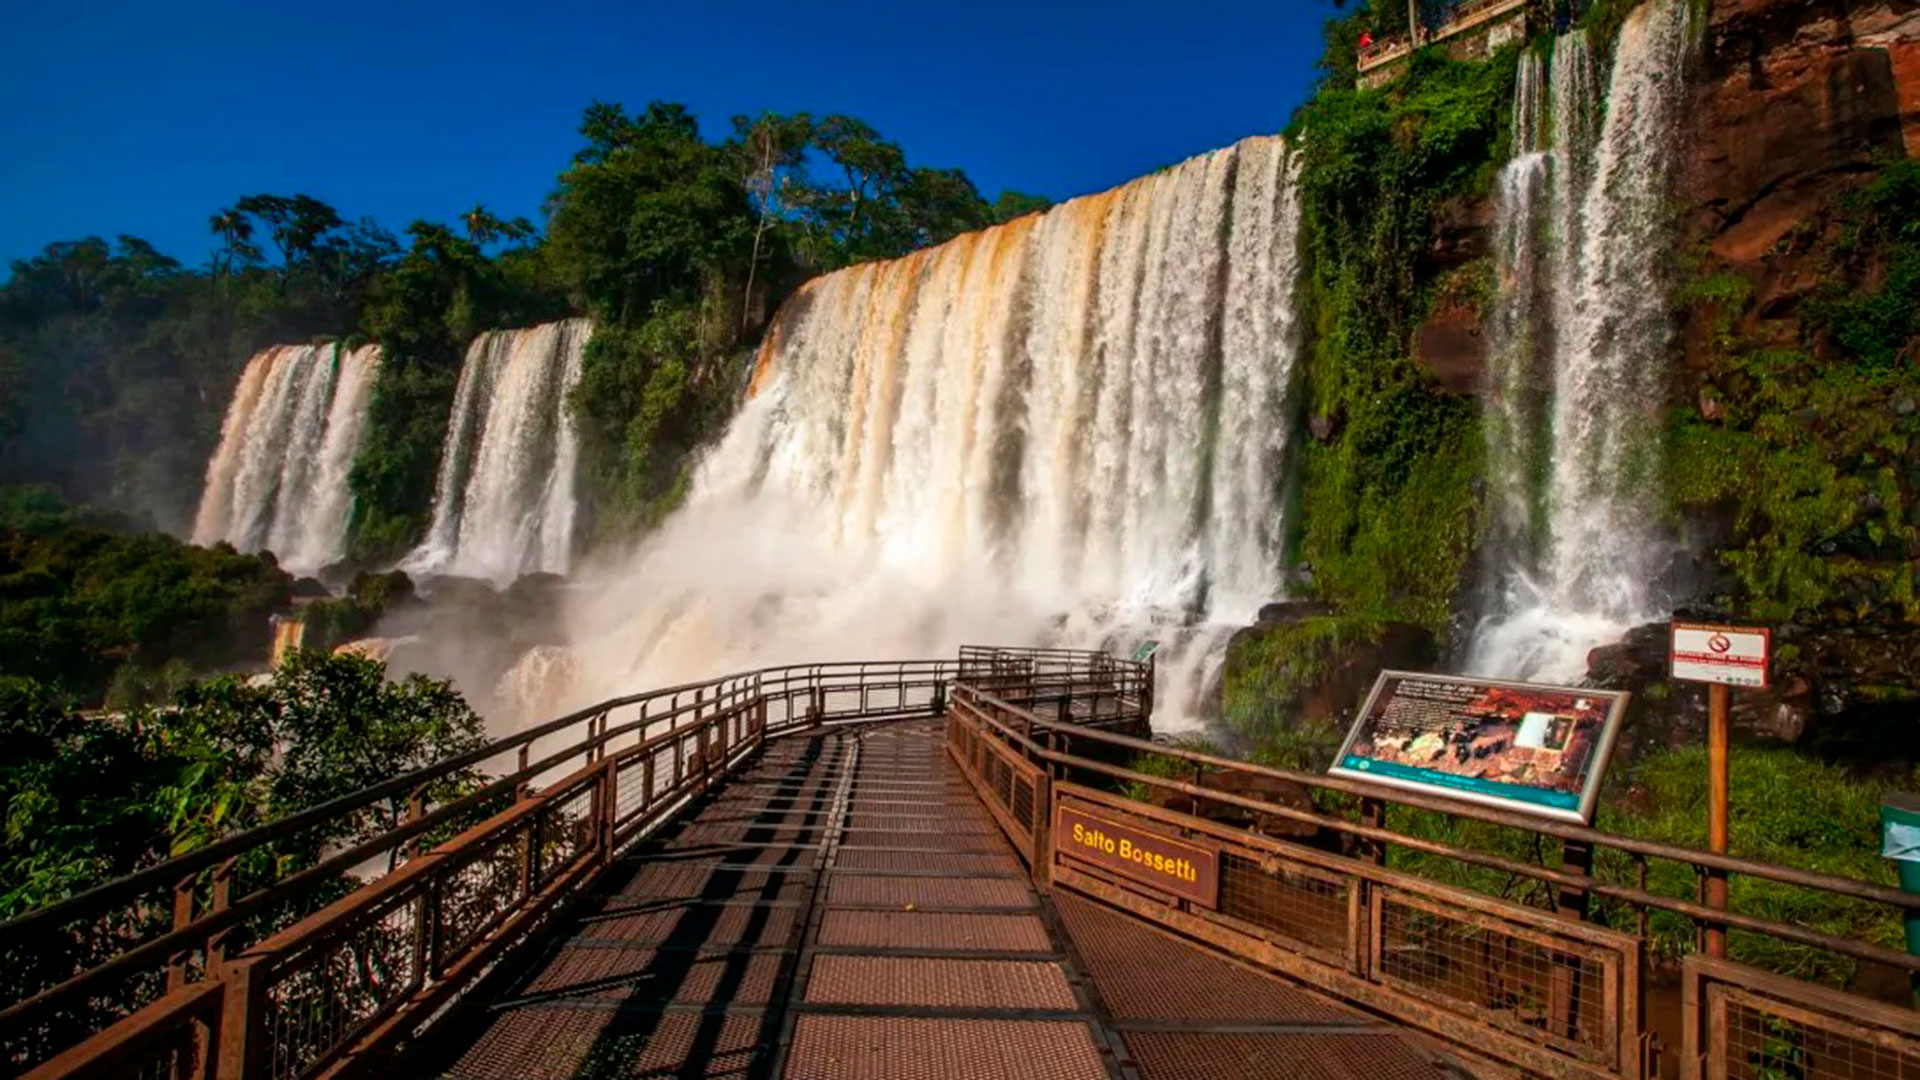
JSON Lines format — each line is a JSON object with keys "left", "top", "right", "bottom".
{"left": 0, "top": 487, "right": 293, "bottom": 707}
{"left": 0, "top": 104, "right": 1049, "bottom": 556}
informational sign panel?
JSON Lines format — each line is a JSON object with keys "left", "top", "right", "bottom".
{"left": 1670, "top": 622, "right": 1771, "bottom": 689}
{"left": 1330, "top": 672, "right": 1630, "bottom": 824}
{"left": 1053, "top": 803, "right": 1219, "bottom": 908}
{"left": 1131, "top": 640, "right": 1161, "bottom": 663}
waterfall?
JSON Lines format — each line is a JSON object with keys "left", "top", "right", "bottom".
{"left": 1469, "top": 0, "right": 1693, "bottom": 680}
{"left": 549, "top": 136, "right": 1307, "bottom": 728}
{"left": 193, "top": 343, "right": 382, "bottom": 574}
{"left": 1483, "top": 50, "right": 1551, "bottom": 564}
{"left": 404, "top": 318, "right": 590, "bottom": 585}
{"left": 286, "top": 345, "right": 381, "bottom": 571}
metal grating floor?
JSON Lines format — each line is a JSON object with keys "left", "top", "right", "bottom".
{"left": 402, "top": 720, "right": 1459, "bottom": 1079}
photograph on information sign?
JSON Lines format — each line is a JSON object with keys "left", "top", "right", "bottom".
{"left": 1330, "top": 672, "right": 1630, "bottom": 823}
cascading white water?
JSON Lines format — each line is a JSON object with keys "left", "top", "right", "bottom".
{"left": 1468, "top": 0, "right": 1693, "bottom": 680}
{"left": 193, "top": 343, "right": 382, "bottom": 574}
{"left": 1483, "top": 50, "right": 1551, "bottom": 562}
{"left": 286, "top": 345, "right": 381, "bottom": 571}
{"left": 403, "top": 318, "right": 590, "bottom": 585}
{"left": 542, "top": 136, "right": 1307, "bottom": 729}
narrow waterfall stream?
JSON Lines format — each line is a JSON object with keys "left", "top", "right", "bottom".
{"left": 404, "top": 318, "right": 590, "bottom": 585}
{"left": 1469, "top": 0, "right": 1694, "bottom": 681}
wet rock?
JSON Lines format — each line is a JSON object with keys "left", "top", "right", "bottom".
{"left": 1254, "top": 600, "right": 1339, "bottom": 625}
{"left": 1415, "top": 302, "right": 1487, "bottom": 395}
{"left": 1689, "top": 0, "right": 1920, "bottom": 261}
{"left": 1580, "top": 614, "right": 1920, "bottom": 770}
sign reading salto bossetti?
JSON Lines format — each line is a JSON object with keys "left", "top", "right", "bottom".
{"left": 1329, "top": 672, "right": 1631, "bottom": 825}
{"left": 1053, "top": 803, "right": 1220, "bottom": 908}
{"left": 1669, "top": 622, "right": 1771, "bottom": 688}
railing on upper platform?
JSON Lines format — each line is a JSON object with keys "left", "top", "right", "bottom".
{"left": 944, "top": 683, "right": 1920, "bottom": 1080}
{"left": 4, "top": 649, "right": 1146, "bottom": 1080}
{"left": 1356, "top": 0, "right": 1530, "bottom": 75}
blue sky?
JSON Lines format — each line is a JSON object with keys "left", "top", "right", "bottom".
{"left": 0, "top": 0, "right": 1331, "bottom": 267}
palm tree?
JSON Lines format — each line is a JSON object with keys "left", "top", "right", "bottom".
{"left": 208, "top": 208, "right": 257, "bottom": 278}
{"left": 461, "top": 204, "right": 501, "bottom": 247}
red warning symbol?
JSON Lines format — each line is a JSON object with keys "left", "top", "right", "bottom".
{"left": 1708, "top": 633, "right": 1732, "bottom": 654}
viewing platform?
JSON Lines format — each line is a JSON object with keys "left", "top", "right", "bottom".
{"left": 8, "top": 647, "right": 1918, "bottom": 1080}
{"left": 1357, "top": 0, "right": 1532, "bottom": 89}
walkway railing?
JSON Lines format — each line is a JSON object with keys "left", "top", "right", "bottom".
{"left": 944, "top": 683, "right": 1920, "bottom": 1080}
{"left": 5, "top": 649, "right": 1143, "bottom": 1080}
{"left": 19, "top": 647, "right": 1915, "bottom": 1080}
{"left": 1356, "top": 0, "right": 1530, "bottom": 75}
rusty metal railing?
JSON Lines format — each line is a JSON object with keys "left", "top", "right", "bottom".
{"left": 7, "top": 648, "right": 1143, "bottom": 1080}
{"left": 1681, "top": 955, "right": 1920, "bottom": 1080}
{"left": 944, "top": 683, "right": 1920, "bottom": 1080}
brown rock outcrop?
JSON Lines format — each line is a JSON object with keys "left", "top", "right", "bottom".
{"left": 1689, "top": 0, "right": 1920, "bottom": 262}
{"left": 1415, "top": 302, "right": 1487, "bottom": 394}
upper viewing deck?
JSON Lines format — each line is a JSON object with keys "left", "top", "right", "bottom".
{"left": 1357, "top": 0, "right": 1533, "bottom": 88}
{"left": 8, "top": 647, "right": 1918, "bottom": 1080}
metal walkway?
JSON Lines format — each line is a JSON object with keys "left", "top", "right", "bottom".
{"left": 411, "top": 720, "right": 1457, "bottom": 1079}
{"left": 23, "top": 648, "right": 1912, "bottom": 1080}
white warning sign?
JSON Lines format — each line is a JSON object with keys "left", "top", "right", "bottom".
{"left": 1670, "top": 622, "right": 1771, "bottom": 689}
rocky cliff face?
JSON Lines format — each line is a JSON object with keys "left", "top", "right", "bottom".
{"left": 1688, "top": 0, "right": 1920, "bottom": 263}
{"left": 1415, "top": 0, "right": 1919, "bottom": 383}
{"left": 1373, "top": 1, "right": 1919, "bottom": 766}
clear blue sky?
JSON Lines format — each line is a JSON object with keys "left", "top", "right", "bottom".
{"left": 0, "top": 0, "right": 1331, "bottom": 268}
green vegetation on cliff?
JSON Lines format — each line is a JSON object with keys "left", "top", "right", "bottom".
{"left": 1288, "top": 42, "right": 1512, "bottom": 633}
{"left": 1670, "top": 160, "right": 1920, "bottom": 622}
{"left": 0, "top": 488, "right": 291, "bottom": 705}
{"left": 1219, "top": 14, "right": 1517, "bottom": 740}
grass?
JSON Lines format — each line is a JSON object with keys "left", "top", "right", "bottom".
{"left": 1116, "top": 734, "right": 1914, "bottom": 986}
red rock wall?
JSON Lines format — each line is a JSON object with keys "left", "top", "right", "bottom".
{"left": 1688, "top": 0, "right": 1920, "bottom": 262}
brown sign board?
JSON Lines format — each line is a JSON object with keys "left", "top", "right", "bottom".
{"left": 1330, "top": 671, "right": 1630, "bottom": 825}
{"left": 1053, "top": 803, "right": 1220, "bottom": 908}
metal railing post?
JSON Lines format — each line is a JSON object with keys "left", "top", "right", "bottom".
{"left": 1032, "top": 771, "right": 1054, "bottom": 889}
{"left": 600, "top": 757, "right": 619, "bottom": 856}
{"left": 166, "top": 872, "right": 196, "bottom": 992}
{"left": 206, "top": 859, "right": 236, "bottom": 971}
{"left": 214, "top": 956, "right": 268, "bottom": 1080}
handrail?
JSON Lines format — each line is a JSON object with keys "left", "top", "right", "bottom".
{"left": 949, "top": 684, "right": 1920, "bottom": 974}
{"left": 0, "top": 658, "right": 955, "bottom": 944}
{"left": 1, "top": 646, "right": 1142, "bottom": 1077}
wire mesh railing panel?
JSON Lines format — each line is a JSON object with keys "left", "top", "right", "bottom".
{"left": 262, "top": 888, "right": 420, "bottom": 1080}
{"left": 1687, "top": 957, "right": 1920, "bottom": 1080}
{"left": 536, "top": 785, "right": 597, "bottom": 882}
{"left": 1717, "top": 990, "right": 1920, "bottom": 1080}
{"left": 1216, "top": 851, "right": 1353, "bottom": 963}
{"left": 432, "top": 827, "right": 525, "bottom": 965}
{"left": 613, "top": 755, "right": 649, "bottom": 822}
{"left": 1376, "top": 889, "right": 1614, "bottom": 1063}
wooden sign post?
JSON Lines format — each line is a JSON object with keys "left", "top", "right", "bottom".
{"left": 1670, "top": 621, "right": 1772, "bottom": 957}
